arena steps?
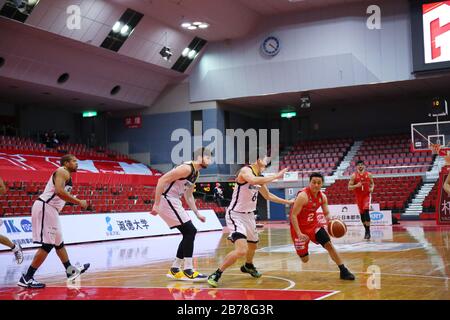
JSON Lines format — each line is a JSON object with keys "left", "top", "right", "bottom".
{"left": 332, "top": 140, "right": 363, "bottom": 179}
{"left": 403, "top": 182, "right": 436, "bottom": 216}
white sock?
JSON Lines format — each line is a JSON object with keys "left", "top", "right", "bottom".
{"left": 184, "top": 258, "right": 193, "bottom": 270}
{"left": 12, "top": 244, "right": 19, "bottom": 253}
{"left": 171, "top": 258, "right": 183, "bottom": 269}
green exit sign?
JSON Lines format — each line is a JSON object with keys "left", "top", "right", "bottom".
{"left": 83, "top": 111, "right": 97, "bottom": 118}
{"left": 281, "top": 111, "right": 296, "bottom": 119}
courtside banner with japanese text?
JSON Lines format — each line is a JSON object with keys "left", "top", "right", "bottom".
{"left": 318, "top": 204, "right": 392, "bottom": 226}
{"left": 0, "top": 210, "right": 223, "bottom": 251}
{"left": 0, "top": 231, "right": 223, "bottom": 282}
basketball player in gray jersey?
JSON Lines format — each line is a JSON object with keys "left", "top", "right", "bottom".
{"left": 18, "top": 154, "right": 90, "bottom": 289}
{"left": 151, "top": 147, "right": 212, "bottom": 281}
{"left": 208, "top": 150, "right": 293, "bottom": 287}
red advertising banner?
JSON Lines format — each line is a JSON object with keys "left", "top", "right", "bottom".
{"left": 437, "top": 166, "right": 450, "bottom": 224}
{"left": 125, "top": 116, "right": 142, "bottom": 129}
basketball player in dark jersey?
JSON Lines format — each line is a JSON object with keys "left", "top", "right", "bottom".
{"left": 18, "top": 154, "right": 90, "bottom": 288}
{"left": 0, "top": 176, "right": 23, "bottom": 264}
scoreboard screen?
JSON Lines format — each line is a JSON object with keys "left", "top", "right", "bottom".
{"left": 194, "top": 182, "right": 235, "bottom": 202}
{"left": 412, "top": 1, "right": 450, "bottom": 72}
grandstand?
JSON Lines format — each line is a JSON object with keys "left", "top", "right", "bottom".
{"left": 1, "top": 0, "right": 449, "bottom": 303}
{"left": 0, "top": 132, "right": 442, "bottom": 219}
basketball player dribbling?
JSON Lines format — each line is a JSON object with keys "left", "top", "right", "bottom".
{"left": 207, "top": 150, "right": 293, "bottom": 287}
{"left": 151, "top": 147, "right": 212, "bottom": 282}
{"left": 348, "top": 160, "right": 374, "bottom": 240}
{"left": 18, "top": 154, "right": 90, "bottom": 289}
{"left": 290, "top": 172, "right": 355, "bottom": 280}
{"left": 0, "top": 176, "right": 23, "bottom": 264}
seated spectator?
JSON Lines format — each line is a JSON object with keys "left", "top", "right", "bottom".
{"left": 43, "top": 132, "right": 52, "bottom": 148}
{"left": 51, "top": 131, "right": 59, "bottom": 147}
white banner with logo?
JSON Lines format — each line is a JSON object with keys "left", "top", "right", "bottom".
{"left": 0, "top": 210, "right": 223, "bottom": 251}
{"left": 0, "top": 231, "right": 223, "bottom": 283}
{"left": 318, "top": 204, "right": 392, "bottom": 226}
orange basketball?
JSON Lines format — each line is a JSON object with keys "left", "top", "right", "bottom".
{"left": 328, "top": 219, "right": 347, "bottom": 238}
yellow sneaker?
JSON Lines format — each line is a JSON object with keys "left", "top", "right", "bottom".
{"left": 166, "top": 267, "right": 185, "bottom": 280}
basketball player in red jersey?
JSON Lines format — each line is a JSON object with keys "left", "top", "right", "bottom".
{"left": 348, "top": 160, "right": 374, "bottom": 240}
{"left": 290, "top": 172, "right": 355, "bottom": 280}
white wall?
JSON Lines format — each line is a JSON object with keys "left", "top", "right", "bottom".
{"left": 190, "top": 0, "right": 413, "bottom": 101}
{"left": 145, "top": 82, "right": 217, "bottom": 114}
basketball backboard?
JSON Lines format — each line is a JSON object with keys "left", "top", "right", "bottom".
{"left": 411, "top": 120, "right": 450, "bottom": 152}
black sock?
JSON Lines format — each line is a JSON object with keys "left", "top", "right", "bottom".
{"left": 245, "top": 263, "right": 255, "bottom": 269}
{"left": 63, "top": 261, "right": 72, "bottom": 270}
{"left": 364, "top": 225, "right": 370, "bottom": 233}
{"left": 338, "top": 264, "right": 346, "bottom": 271}
{"left": 216, "top": 268, "right": 223, "bottom": 275}
{"left": 25, "top": 266, "right": 37, "bottom": 280}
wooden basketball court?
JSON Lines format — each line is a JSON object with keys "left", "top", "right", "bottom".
{"left": 0, "top": 221, "right": 449, "bottom": 300}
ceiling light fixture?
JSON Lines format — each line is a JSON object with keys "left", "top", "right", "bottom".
{"left": 182, "top": 47, "right": 190, "bottom": 57}
{"left": 120, "top": 24, "right": 129, "bottom": 35}
{"left": 181, "top": 21, "right": 209, "bottom": 30}
{"left": 112, "top": 21, "right": 122, "bottom": 33}
{"left": 188, "top": 49, "right": 197, "bottom": 59}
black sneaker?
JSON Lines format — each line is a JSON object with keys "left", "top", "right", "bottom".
{"left": 240, "top": 264, "right": 262, "bottom": 278}
{"left": 340, "top": 268, "right": 355, "bottom": 280}
{"left": 364, "top": 231, "right": 371, "bottom": 240}
{"left": 17, "top": 274, "right": 46, "bottom": 289}
{"left": 207, "top": 271, "right": 221, "bottom": 288}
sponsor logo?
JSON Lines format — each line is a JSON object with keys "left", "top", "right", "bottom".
{"left": 370, "top": 212, "right": 384, "bottom": 221}
{"left": 105, "top": 216, "right": 119, "bottom": 236}
{"left": 20, "top": 219, "right": 32, "bottom": 233}
{"left": 2, "top": 220, "right": 22, "bottom": 233}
